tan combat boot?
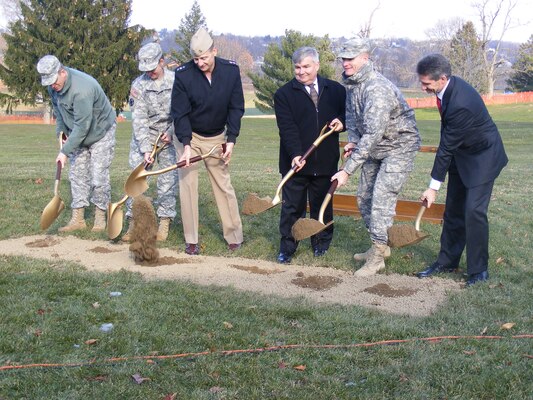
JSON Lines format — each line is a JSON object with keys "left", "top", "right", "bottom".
{"left": 353, "top": 242, "right": 388, "bottom": 277}
{"left": 91, "top": 208, "right": 107, "bottom": 232}
{"left": 156, "top": 218, "right": 171, "bottom": 241}
{"left": 353, "top": 245, "right": 391, "bottom": 261}
{"left": 121, "top": 219, "right": 134, "bottom": 242}
{"left": 58, "top": 208, "right": 87, "bottom": 232}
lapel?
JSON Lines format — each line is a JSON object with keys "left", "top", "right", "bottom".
{"left": 441, "top": 76, "right": 455, "bottom": 117}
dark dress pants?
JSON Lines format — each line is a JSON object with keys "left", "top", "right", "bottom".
{"left": 279, "top": 174, "right": 334, "bottom": 255}
{"left": 437, "top": 171, "right": 495, "bottom": 275}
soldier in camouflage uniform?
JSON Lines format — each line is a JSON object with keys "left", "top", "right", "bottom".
{"left": 122, "top": 42, "right": 178, "bottom": 242}
{"left": 36, "top": 55, "right": 116, "bottom": 233}
{"left": 331, "top": 38, "right": 420, "bottom": 277}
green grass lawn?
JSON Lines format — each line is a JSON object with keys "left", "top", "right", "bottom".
{"left": 0, "top": 103, "right": 532, "bottom": 398}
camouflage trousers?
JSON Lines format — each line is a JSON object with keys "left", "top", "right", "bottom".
{"left": 357, "top": 151, "right": 417, "bottom": 244}
{"left": 68, "top": 123, "right": 116, "bottom": 210}
{"left": 125, "top": 137, "right": 178, "bottom": 219}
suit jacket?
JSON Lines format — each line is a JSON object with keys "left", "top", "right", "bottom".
{"left": 432, "top": 76, "right": 508, "bottom": 188}
{"left": 274, "top": 75, "right": 346, "bottom": 175}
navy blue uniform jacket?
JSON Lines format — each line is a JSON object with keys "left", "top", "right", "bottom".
{"left": 274, "top": 76, "right": 346, "bottom": 176}
{"left": 171, "top": 57, "right": 245, "bottom": 146}
{"left": 433, "top": 76, "right": 508, "bottom": 187}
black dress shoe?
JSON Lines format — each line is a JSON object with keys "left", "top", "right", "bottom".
{"left": 313, "top": 248, "right": 327, "bottom": 257}
{"left": 465, "top": 270, "right": 489, "bottom": 287}
{"left": 277, "top": 252, "right": 292, "bottom": 264}
{"left": 417, "top": 261, "right": 457, "bottom": 278}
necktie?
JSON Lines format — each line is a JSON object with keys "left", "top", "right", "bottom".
{"left": 308, "top": 84, "right": 318, "bottom": 108}
{"left": 436, "top": 96, "right": 442, "bottom": 116}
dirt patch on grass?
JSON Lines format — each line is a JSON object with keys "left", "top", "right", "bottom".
{"left": 0, "top": 235, "right": 461, "bottom": 317}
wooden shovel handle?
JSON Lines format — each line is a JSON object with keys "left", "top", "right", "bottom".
{"left": 299, "top": 124, "right": 335, "bottom": 163}
{"left": 55, "top": 160, "right": 62, "bottom": 180}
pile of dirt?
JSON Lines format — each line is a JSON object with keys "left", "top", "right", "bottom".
{"left": 0, "top": 235, "right": 461, "bottom": 317}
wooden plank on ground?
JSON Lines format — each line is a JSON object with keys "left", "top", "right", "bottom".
{"left": 331, "top": 194, "right": 445, "bottom": 224}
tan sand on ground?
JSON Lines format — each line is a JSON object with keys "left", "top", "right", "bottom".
{"left": 0, "top": 235, "right": 461, "bottom": 317}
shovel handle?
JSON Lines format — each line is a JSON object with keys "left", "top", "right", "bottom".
{"left": 299, "top": 124, "right": 335, "bottom": 163}
{"left": 138, "top": 144, "right": 223, "bottom": 177}
{"left": 318, "top": 179, "right": 338, "bottom": 224}
{"left": 415, "top": 203, "right": 427, "bottom": 232}
{"left": 55, "top": 160, "right": 62, "bottom": 180}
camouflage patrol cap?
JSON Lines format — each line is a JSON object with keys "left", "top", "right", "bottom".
{"left": 190, "top": 27, "right": 213, "bottom": 57}
{"left": 36, "top": 55, "right": 61, "bottom": 86}
{"left": 138, "top": 42, "right": 163, "bottom": 71}
{"left": 337, "top": 38, "right": 372, "bottom": 59}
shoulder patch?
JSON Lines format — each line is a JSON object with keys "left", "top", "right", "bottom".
{"left": 130, "top": 86, "right": 140, "bottom": 99}
{"left": 129, "top": 97, "right": 135, "bottom": 107}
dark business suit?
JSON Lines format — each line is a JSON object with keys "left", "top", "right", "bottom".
{"left": 433, "top": 76, "right": 508, "bottom": 275}
{"left": 274, "top": 75, "right": 346, "bottom": 255}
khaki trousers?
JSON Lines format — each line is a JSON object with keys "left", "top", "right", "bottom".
{"left": 176, "top": 132, "right": 243, "bottom": 245}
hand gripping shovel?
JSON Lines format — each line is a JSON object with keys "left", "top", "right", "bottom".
{"left": 291, "top": 179, "right": 338, "bottom": 241}
{"left": 242, "top": 124, "right": 335, "bottom": 215}
{"left": 387, "top": 199, "right": 429, "bottom": 248}
{"left": 40, "top": 133, "right": 66, "bottom": 230}
{"left": 124, "top": 143, "right": 225, "bottom": 198}
{"left": 107, "top": 134, "right": 165, "bottom": 239}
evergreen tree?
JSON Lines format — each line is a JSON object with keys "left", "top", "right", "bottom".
{"left": 445, "top": 21, "right": 488, "bottom": 94}
{"left": 0, "top": 0, "right": 149, "bottom": 113}
{"left": 172, "top": 0, "right": 208, "bottom": 65}
{"left": 507, "top": 35, "right": 533, "bottom": 92}
{"left": 249, "top": 30, "right": 337, "bottom": 113}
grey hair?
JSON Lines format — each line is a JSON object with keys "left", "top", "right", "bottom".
{"left": 292, "top": 47, "right": 319, "bottom": 64}
{"left": 416, "top": 54, "right": 452, "bottom": 80}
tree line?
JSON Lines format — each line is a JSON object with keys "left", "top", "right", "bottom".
{"left": 0, "top": 0, "right": 531, "bottom": 114}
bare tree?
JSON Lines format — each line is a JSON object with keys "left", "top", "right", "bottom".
{"left": 357, "top": 1, "right": 381, "bottom": 39}
{"left": 473, "top": 0, "right": 518, "bottom": 96}
{"left": 214, "top": 35, "right": 254, "bottom": 82}
{"left": 425, "top": 17, "right": 466, "bottom": 52}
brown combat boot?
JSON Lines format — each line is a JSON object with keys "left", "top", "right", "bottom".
{"left": 58, "top": 208, "right": 87, "bottom": 232}
{"left": 353, "top": 245, "right": 391, "bottom": 261}
{"left": 353, "top": 242, "right": 388, "bottom": 277}
{"left": 91, "top": 208, "right": 106, "bottom": 232}
{"left": 121, "top": 219, "right": 134, "bottom": 242}
{"left": 156, "top": 218, "right": 171, "bottom": 241}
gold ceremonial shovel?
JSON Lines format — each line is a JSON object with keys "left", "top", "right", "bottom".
{"left": 107, "top": 133, "right": 166, "bottom": 239}
{"left": 387, "top": 200, "right": 429, "bottom": 248}
{"left": 242, "top": 124, "right": 335, "bottom": 215}
{"left": 124, "top": 143, "right": 224, "bottom": 198}
{"left": 291, "top": 179, "right": 338, "bottom": 241}
{"left": 40, "top": 133, "right": 66, "bottom": 230}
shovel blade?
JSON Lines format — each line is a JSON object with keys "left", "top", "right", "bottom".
{"left": 40, "top": 196, "right": 65, "bottom": 230}
{"left": 387, "top": 225, "right": 429, "bottom": 248}
{"left": 292, "top": 218, "right": 333, "bottom": 241}
{"left": 107, "top": 203, "right": 125, "bottom": 239}
{"left": 242, "top": 193, "right": 277, "bottom": 215}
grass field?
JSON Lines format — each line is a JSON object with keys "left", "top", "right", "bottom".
{"left": 0, "top": 103, "right": 532, "bottom": 398}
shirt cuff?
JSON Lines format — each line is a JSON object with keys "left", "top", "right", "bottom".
{"left": 429, "top": 178, "right": 442, "bottom": 191}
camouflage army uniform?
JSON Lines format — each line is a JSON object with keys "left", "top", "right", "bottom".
{"left": 126, "top": 68, "right": 178, "bottom": 219}
{"left": 342, "top": 61, "right": 420, "bottom": 244}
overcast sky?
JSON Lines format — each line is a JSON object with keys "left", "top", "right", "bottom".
{"left": 129, "top": 0, "right": 532, "bottom": 43}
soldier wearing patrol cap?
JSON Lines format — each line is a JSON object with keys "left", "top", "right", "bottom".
{"left": 122, "top": 42, "right": 178, "bottom": 242}
{"left": 36, "top": 55, "right": 116, "bottom": 233}
{"left": 331, "top": 38, "right": 421, "bottom": 276}
{"left": 170, "top": 27, "right": 244, "bottom": 255}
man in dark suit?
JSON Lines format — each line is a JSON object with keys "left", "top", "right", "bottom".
{"left": 416, "top": 54, "right": 508, "bottom": 286}
{"left": 274, "top": 46, "right": 346, "bottom": 263}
